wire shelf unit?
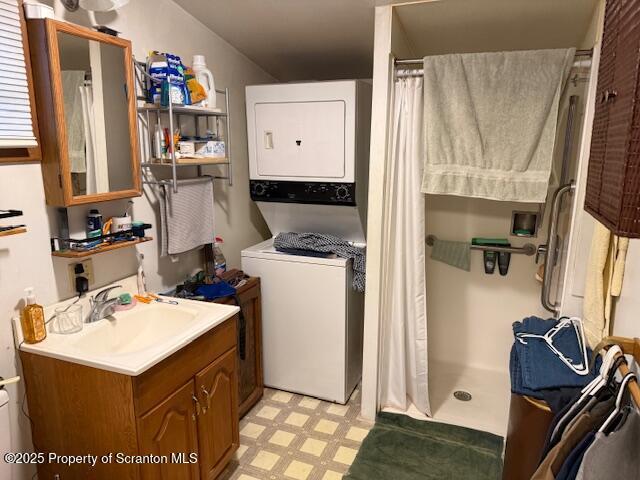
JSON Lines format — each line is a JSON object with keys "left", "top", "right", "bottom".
{"left": 134, "top": 59, "right": 233, "bottom": 193}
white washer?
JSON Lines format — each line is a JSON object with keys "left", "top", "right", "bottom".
{"left": 241, "top": 239, "right": 364, "bottom": 404}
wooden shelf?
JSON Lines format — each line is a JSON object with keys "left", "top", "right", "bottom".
{"left": 0, "top": 227, "right": 26, "bottom": 237}
{"left": 52, "top": 237, "right": 152, "bottom": 258}
{"left": 138, "top": 103, "right": 226, "bottom": 117}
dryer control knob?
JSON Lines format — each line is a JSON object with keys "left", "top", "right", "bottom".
{"left": 253, "top": 183, "right": 267, "bottom": 196}
{"left": 335, "top": 186, "right": 350, "bottom": 200}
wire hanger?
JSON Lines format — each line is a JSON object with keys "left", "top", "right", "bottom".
{"left": 516, "top": 317, "right": 590, "bottom": 376}
{"left": 598, "top": 372, "right": 638, "bottom": 434}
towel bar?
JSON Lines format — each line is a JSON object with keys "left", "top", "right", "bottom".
{"left": 425, "top": 235, "right": 536, "bottom": 256}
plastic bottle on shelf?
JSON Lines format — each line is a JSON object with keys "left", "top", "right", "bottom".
{"left": 213, "top": 236, "right": 226, "bottom": 277}
{"left": 192, "top": 55, "right": 216, "bottom": 109}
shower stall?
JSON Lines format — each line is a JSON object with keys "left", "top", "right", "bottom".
{"left": 362, "top": 0, "right": 605, "bottom": 437}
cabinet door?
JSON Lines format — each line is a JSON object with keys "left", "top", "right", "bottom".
{"left": 585, "top": 0, "right": 620, "bottom": 215}
{"left": 237, "top": 283, "right": 264, "bottom": 417}
{"left": 195, "top": 348, "right": 239, "bottom": 480}
{"left": 138, "top": 381, "right": 200, "bottom": 480}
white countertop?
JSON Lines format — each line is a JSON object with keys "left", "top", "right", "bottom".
{"left": 13, "top": 279, "right": 239, "bottom": 376}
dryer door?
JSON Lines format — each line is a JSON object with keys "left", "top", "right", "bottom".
{"left": 254, "top": 100, "right": 346, "bottom": 179}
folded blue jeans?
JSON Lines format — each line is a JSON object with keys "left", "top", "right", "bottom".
{"left": 512, "top": 316, "right": 598, "bottom": 392}
{"left": 510, "top": 343, "right": 545, "bottom": 399}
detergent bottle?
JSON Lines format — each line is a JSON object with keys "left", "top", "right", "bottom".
{"left": 192, "top": 55, "right": 216, "bottom": 109}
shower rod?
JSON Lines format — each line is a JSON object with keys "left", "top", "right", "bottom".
{"left": 426, "top": 235, "right": 536, "bottom": 256}
{"left": 395, "top": 48, "right": 593, "bottom": 66}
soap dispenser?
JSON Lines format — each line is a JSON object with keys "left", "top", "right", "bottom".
{"left": 20, "top": 287, "right": 46, "bottom": 344}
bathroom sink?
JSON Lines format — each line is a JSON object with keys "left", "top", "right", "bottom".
{"left": 16, "top": 291, "right": 239, "bottom": 376}
{"left": 72, "top": 304, "right": 199, "bottom": 356}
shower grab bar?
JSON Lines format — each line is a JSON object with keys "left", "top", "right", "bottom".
{"left": 425, "top": 235, "right": 536, "bottom": 256}
{"left": 538, "top": 181, "right": 576, "bottom": 315}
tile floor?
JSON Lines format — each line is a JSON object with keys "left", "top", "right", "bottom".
{"left": 220, "top": 387, "right": 372, "bottom": 480}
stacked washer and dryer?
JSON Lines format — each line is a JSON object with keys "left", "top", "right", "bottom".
{"left": 241, "top": 80, "right": 371, "bottom": 404}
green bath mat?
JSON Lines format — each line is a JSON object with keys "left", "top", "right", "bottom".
{"left": 345, "top": 412, "right": 503, "bottom": 480}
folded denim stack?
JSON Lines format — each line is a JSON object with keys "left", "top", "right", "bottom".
{"left": 510, "top": 316, "right": 599, "bottom": 407}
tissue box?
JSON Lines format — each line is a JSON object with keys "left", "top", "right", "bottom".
{"left": 196, "top": 141, "right": 225, "bottom": 158}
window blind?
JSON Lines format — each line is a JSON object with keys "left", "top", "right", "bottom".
{"left": 0, "top": 0, "right": 37, "bottom": 148}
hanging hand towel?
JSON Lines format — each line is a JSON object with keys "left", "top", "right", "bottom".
{"left": 430, "top": 238, "right": 471, "bottom": 271}
{"left": 160, "top": 177, "right": 215, "bottom": 256}
{"left": 421, "top": 48, "right": 575, "bottom": 202}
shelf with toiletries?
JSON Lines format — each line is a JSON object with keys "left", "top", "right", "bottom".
{"left": 51, "top": 203, "right": 153, "bottom": 258}
{"left": 134, "top": 53, "right": 233, "bottom": 193}
{"left": 51, "top": 237, "right": 152, "bottom": 258}
{"left": 137, "top": 103, "right": 226, "bottom": 117}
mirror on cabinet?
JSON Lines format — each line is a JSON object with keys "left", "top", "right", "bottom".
{"left": 28, "top": 19, "right": 140, "bottom": 206}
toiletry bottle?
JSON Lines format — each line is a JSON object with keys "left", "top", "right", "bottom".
{"left": 86, "top": 209, "right": 102, "bottom": 248}
{"left": 20, "top": 287, "right": 46, "bottom": 344}
{"left": 153, "top": 124, "right": 165, "bottom": 159}
{"left": 214, "top": 236, "right": 227, "bottom": 276}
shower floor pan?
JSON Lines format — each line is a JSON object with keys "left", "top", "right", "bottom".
{"left": 382, "top": 361, "right": 510, "bottom": 437}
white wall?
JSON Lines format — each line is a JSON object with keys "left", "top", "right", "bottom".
{"left": 1, "top": 2, "right": 273, "bottom": 478}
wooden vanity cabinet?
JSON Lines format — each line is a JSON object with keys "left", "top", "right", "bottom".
{"left": 21, "top": 316, "right": 239, "bottom": 480}
{"left": 216, "top": 273, "right": 264, "bottom": 417}
{"left": 137, "top": 380, "right": 200, "bottom": 480}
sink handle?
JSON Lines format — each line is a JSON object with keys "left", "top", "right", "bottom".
{"left": 192, "top": 394, "right": 201, "bottom": 417}
{"left": 201, "top": 385, "right": 211, "bottom": 413}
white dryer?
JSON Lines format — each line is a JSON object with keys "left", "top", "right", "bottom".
{"left": 242, "top": 80, "right": 371, "bottom": 403}
{"left": 245, "top": 80, "right": 371, "bottom": 243}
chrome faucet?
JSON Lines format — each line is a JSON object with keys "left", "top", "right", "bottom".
{"left": 86, "top": 285, "right": 122, "bottom": 323}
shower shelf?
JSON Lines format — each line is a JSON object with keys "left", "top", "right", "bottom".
{"left": 426, "top": 235, "right": 536, "bottom": 256}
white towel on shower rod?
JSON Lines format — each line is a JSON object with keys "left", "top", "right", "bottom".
{"left": 421, "top": 48, "right": 575, "bottom": 202}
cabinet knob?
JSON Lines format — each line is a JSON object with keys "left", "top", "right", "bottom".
{"left": 601, "top": 89, "right": 618, "bottom": 103}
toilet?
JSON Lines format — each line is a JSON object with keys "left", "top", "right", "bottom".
{"left": 0, "top": 389, "right": 10, "bottom": 478}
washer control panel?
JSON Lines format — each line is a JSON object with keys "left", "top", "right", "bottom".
{"left": 250, "top": 180, "right": 356, "bottom": 206}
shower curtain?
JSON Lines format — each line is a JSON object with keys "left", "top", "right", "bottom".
{"left": 379, "top": 76, "right": 431, "bottom": 415}
{"left": 79, "top": 86, "right": 98, "bottom": 195}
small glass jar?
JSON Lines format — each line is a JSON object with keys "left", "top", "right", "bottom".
{"left": 53, "top": 304, "right": 83, "bottom": 334}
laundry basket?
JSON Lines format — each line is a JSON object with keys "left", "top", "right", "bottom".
{"left": 502, "top": 394, "right": 554, "bottom": 480}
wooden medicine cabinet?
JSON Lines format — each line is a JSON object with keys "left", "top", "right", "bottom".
{"left": 27, "top": 19, "right": 141, "bottom": 206}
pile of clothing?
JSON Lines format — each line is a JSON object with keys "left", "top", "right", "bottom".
{"left": 533, "top": 353, "right": 640, "bottom": 479}
{"left": 510, "top": 318, "right": 640, "bottom": 478}
{"left": 274, "top": 232, "right": 366, "bottom": 292}
{"left": 510, "top": 316, "right": 599, "bottom": 412}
